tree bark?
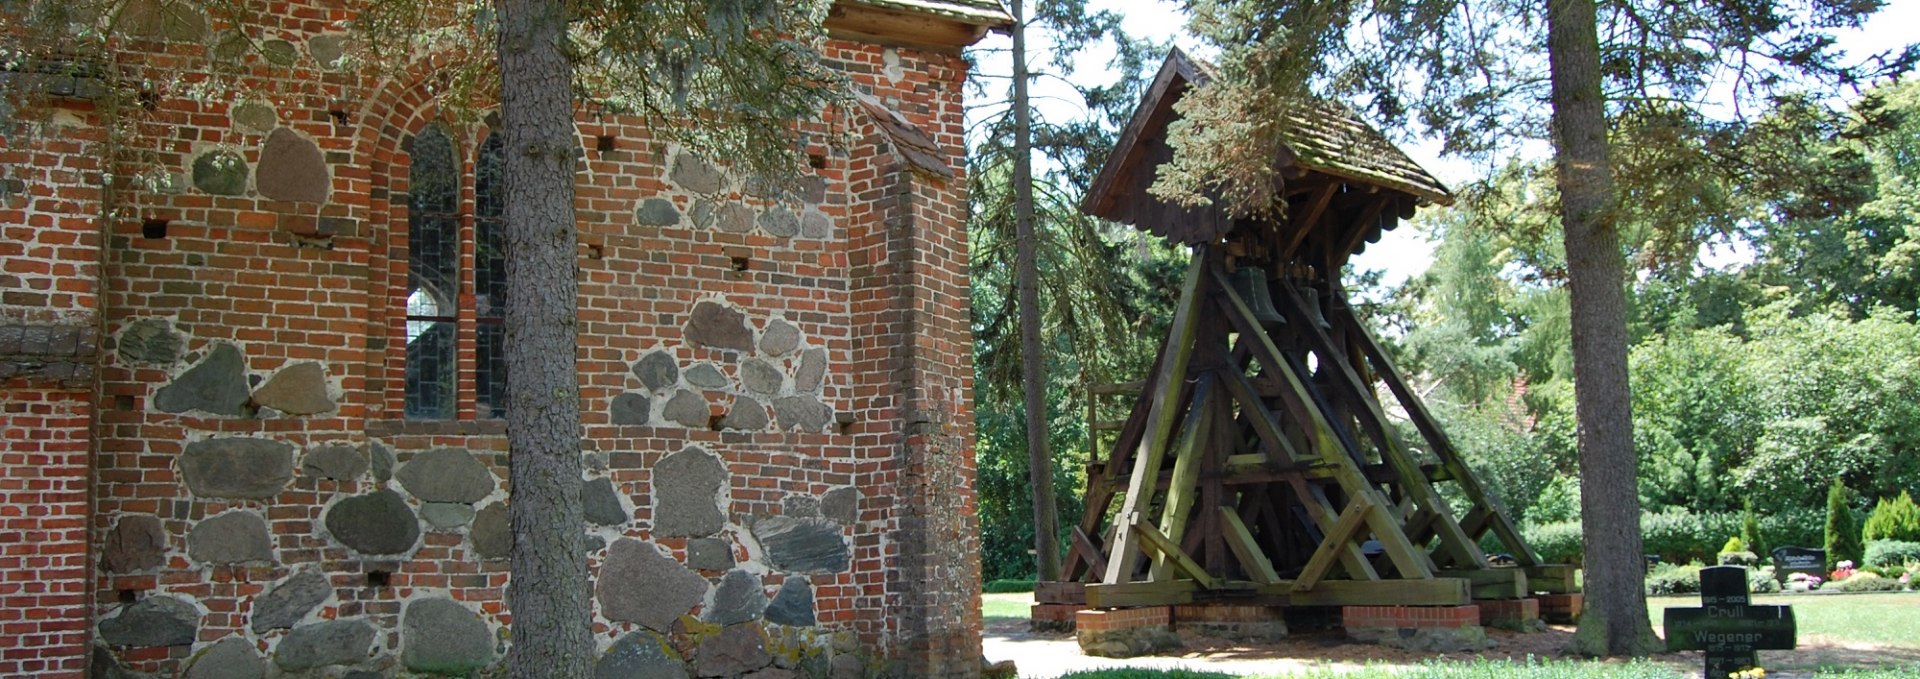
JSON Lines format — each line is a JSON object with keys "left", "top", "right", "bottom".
{"left": 1545, "top": 0, "right": 1659, "bottom": 657}
{"left": 1011, "top": 0, "right": 1062, "bottom": 583}
{"left": 497, "top": 0, "right": 591, "bottom": 673}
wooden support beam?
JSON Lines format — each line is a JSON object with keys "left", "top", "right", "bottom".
{"left": 1271, "top": 278, "right": 1485, "bottom": 572}
{"left": 1034, "top": 581, "right": 1087, "bottom": 605}
{"left": 1270, "top": 578, "right": 1473, "bottom": 607}
{"left": 1152, "top": 374, "right": 1217, "bottom": 580}
{"left": 1219, "top": 506, "right": 1280, "bottom": 584}
{"left": 1283, "top": 183, "right": 1340, "bottom": 259}
{"left": 1295, "top": 495, "right": 1372, "bottom": 592}
{"left": 1086, "top": 581, "right": 1197, "bottom": 608}
{"left": 1338, "top": 200, "right": 1390, "bottom": 257}
{"left": 1440, "top": 568, "right": 1529, "bottom": 600}
{"left": 1524, "top": 565, "right": 1581, "bottom": 594}
{"left": 1104, "top": 254, "right": 1211, "bottom": 584}
{"left": 1332, "top": 298, "right": 1543, "bottom": 567}
{"left": 1220, "top": 367, "right": 1307, "bottom": 464}
{"left": 1133, "top": 520, "right": 1215, "bottom": 588}
{"left": 1069, "top": 526, "right": 1108, "bottom": 580}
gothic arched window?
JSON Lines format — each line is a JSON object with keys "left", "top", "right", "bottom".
{"left": 401, "top": 125, "right": 509, "bottom": 419}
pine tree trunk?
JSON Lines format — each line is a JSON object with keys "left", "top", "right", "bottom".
{"left": 1011, "top": 0, "right": 1062, "bottom": 583}
{"left": 1545, "top": 0, "right": 1659, "bottom": 657}
{"left": 497, "top": 0, "right": 592, "bottom": 673}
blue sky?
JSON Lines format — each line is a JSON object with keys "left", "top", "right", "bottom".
{"left": 969, "top": 0, "right": 1920, "bottom": 287}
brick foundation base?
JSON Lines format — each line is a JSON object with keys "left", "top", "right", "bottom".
{"left": 1539, "top": 593, "right": 1584, "bottom": 624}
{"left": 1343, "top": 606, "right": 1491, "bottom": 651}
{"left": 1477, "top": 598, "right": 1544, "bottom": 631}
{"left": 1031, "top": 604, "right": 1079, "bottom": 632}
{"left": 1172, "top": 605, "right": 1288, "bottom": 642}
{"left": 1075, "top": 608, "right": 1181, "bottom": 657}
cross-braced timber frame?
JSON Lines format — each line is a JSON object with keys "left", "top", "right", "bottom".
{"left": 1041, "top": 48, "right": 1578, "bottom": 613}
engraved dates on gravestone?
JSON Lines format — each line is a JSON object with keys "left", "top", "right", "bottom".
{"left": 1663, "top": 565, "right": 1796, "bottom": 678}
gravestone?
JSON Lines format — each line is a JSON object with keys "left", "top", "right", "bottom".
{"left": 1663, "top": 565, "right": 1796, "bottom": 678}
{"left": 1771, "top": 546, "right": 1825, "bottom": 583}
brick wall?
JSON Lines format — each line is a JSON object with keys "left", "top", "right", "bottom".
{"left": 0, "top": 386, "right": 92, "bottom": 678}
{"left": 0, "top": 4, "right": 985, "bottom": 675}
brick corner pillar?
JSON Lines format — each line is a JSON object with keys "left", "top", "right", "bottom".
{"left": 1477, "top": 598, "right": 1544, "bottom": 631}
{"left": 0, "top": 381, "right": 96, "bottom": 678}
{"left": 848, "top": 93, "right": 982, "bottom": 677}
{"left": 1075, "top": 607, "right": 1179, "bottom": 657}
{"left": 1539, "top": 593, "right": 1585, "bottom": 624}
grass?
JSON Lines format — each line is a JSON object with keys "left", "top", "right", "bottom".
{"left": 1650, "top": 591, "right": 1920, "bottom": 647}
{"left": 983, "top": 591, "right": 1033, "bottom": 620}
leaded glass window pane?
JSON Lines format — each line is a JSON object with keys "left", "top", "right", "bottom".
{"left": 405, "top": 125, "right": 459, "bottom": 419}
{"left": 475, "top": 132, "right": 508, "bottom": 418}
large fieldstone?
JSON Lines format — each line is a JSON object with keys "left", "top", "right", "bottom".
{"left": 715, "top": 203, "right": 756, "bottom": 234}
{"left": 765, "top": 578, "right": 816, "bottom": 627}
{"left": 307, "top": 34, "right": 347, "bottom": 69}
{"left": 772, "top": 395, "right": 832, "bottom": 433}
{"left": 252, "top": 362, "right": 334, "bottom": 415}
{"left": 758, "top": 207, "right": 799, "bottom": 238}
{"left": 595, "top": 630, "right": 689, "bottom": 679}
{"left": 301, "top": 444, "right": 367, "bottom": 481}
{"left": 324, "top": 489, "right": 419, "bottom": 555}
{"left": 121, "top": 0, "right": 208, "bottom": 41}
{"left": 720, "top": 396, "right": 768, "bottom": 431}
{"left": 740, "top": 359, "right": 784, "bottom": 396}
{"left": 99, "top": 595, "right": 198, "bottom": 648}
{"left": 636, "top": 198, "right": 682, "bottom": 226}
{"left": 820, "top": 487, "right": 859, "bottom": 524}
{"left": 652, "top": 446, "right": 727, "bottom": 537}
{"left": 251, "top": 569, "right": 330, "bottom": 632}
{"left": 181, "top": 438, "right": 294, "bottom": 499}
{"left": 188, "top": 510, "right": 273, "bottom": 564}
{"left": 274, "top": 619, "right": 374, "bottom": 671}
{"left": 118, "top": 319, "right": 181, "bottom": 364}
{"left": 684, "top": 363, "right": 730, "bottom": 390}
{"left": 154, "top": 343, "right": 250, "bottom": 416}
{"left": 231, "top": 101, "right": 276, "bottom": 135}
{"left": 370, "top": 442, "right": 395, "bottom": 482}
{"left": 686, "top": 301, "right": 752, "bottom": 352}
{"left": 758, "top": 319, "right": 799, "bottom": 356}
{"left": 633, "top": 351, "right": 680, "bottom": 391}
{"left": 752, "top": 517, "right": 849, "bottom": 573}
{"left": 402, "top": 598, "right": 495, "bottom": 675}
{"left": 470, "top": 502, "right": 510, "bottom": 559}
{"left": 610, "top": 392, "right": 651, "bottom": 425}
{"left": 671, "top": 154, "right": 727, "bottom": 194}
{"left": 583, "top": 477, "right": 628, "bottom": 526}
{"left": 420, "top": 502, "right": 475, "bottom": 530}
{"left": 396, "top": 448, "right": 495, "bottom": 503}
{"left": 185, "top": 636, "right": 265, "bottom": 679}
{"left": 190, "top": 150, "right": 248, "bottom": 196}
{"left": 800, "top": 211, "right": 831, "bottom": 239}
{"left": 687, "top": 538, "right": 734, "bottom": 571}
{"left": 102, "top": 514, "right": 167, "bottom": 573}
{"left": 256, "top": 128, "right": 328, "bottom": 203}
{"left": 704, "top": 570, "right": 767, "bottom": 626}
{"left": 662, "top": 389, "right": 710, "bottom": 428}
{"left": 696, "top": 623, "right": 771, "bottom": 678}
{"left": 793, "top": 348, "right": 827, "bottom": 394}
{"left": 597, "top": 538, "right": 709, "bottom": 632}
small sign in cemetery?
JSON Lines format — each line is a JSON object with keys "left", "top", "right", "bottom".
{"left": 1664, "top": 565, "right": 1796, "bottom": 677}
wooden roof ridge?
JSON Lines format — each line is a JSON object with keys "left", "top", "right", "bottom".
{"left": 1082, "top": 47, "right": 1453, "bottom": 224}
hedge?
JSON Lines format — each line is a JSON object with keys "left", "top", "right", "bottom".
{"left": 1863, "top": 540, "right": 1920, "bottom": 568}
{"left": 983, "top": 579, "right": 1036, "bottom": 593}
{"left": 1521, "top": 507, "right": 1826, "bottom": 565}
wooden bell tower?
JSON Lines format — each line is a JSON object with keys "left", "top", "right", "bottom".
{"left": 1036, "top": 49, "right": 1579, "bottom": 636}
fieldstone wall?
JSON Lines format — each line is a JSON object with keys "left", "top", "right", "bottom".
{"left": 3, "top": 6, "right": 985, "bottom": 677}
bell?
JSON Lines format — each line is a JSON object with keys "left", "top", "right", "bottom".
{"left": 1300, "top": 285, "right": 1332, "bottom": 330}
{"left": 1230, "top": 266, "right": 1287, "bottom": 327}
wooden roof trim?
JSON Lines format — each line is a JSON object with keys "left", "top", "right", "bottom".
{"left": 1082, "top": 49, "right": 1202, "bottom": 220}
{"left": 826, "top": 0, "right": 1012, "bottom": 53}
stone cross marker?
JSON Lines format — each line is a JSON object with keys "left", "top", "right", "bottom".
{"left": 1664, "top": 565, "right": 1796, "bottom": 677}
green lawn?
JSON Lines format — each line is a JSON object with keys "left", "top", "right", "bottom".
{"left": 983, "top": 591, "right": 1033, "bottom": 620}
{"left": 1650, "top": 591, "right": 1920, "bottom": 647}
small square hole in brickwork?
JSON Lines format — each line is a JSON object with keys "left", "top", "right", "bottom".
{"left": 808, "top": 153, "right": 826, "bottom": 169}
{"left": 117, "top": 589, "right": 138, "bottom": 604}
{"left": 587, "top": 244, "right": 604, "bottom": 260}
{"left": 365, "top": 570, "right": 391, "bottom": 588}
{"left": 730, "top": 256, "right": 750, "bottom": 272}
{"left": 596, "top": 135, "right": 617, "bottom": 153}
{"left": 708, "top": 414, "right": 725, "bottom": 431}
{"left": 114, "top": 394, "right": 134, "bottom": 411}
{"left": 141, "top": 218, "right": 169, "bottom": 239}
{"left": 330, "top": 108, "right": 349, "bottom": 126}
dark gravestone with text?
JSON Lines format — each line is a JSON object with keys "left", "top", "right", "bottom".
{"left": 1771, "top": 546, "right": 1825, "bottom": 583}
{"left": 1664, "top": 566, "right": 1796, "bottom": 677}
